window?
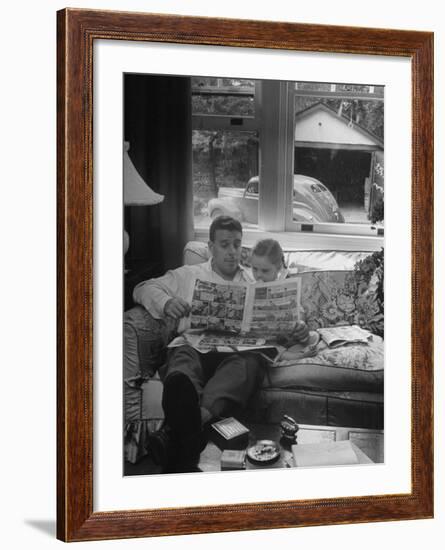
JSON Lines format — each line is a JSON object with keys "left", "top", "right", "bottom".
{"left": 192, "top": 77, "right": 384, "bottom": 244}
{"left": 192, "top": 129, "right": 259, "bottom": 230}
{"left": 192, "top": 77, "right": 255, "bottom": 117}
{"left": 292, "top": 81, "right": 384, "bottom": 229}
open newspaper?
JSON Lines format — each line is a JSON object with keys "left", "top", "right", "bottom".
{"left": 168, "top": 277, "right": 301, "bottom": 353}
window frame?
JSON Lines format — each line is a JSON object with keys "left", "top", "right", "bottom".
{"left": 191, "top": 78, "right": 384, "bottom": 249}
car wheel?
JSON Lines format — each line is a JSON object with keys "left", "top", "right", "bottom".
{"left": 210, "top": 208, "right": 224, "bottom": 219}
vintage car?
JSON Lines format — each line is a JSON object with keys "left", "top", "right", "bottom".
{"left": 207, "top": 175, "right": 345, "bottom": 224}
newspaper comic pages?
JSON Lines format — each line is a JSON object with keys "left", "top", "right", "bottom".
{"left": 167, "top": 277, "right": 302, "bottom": 352}
{"left": 190, "top": 279, "right": 249, "bottom": 334}
{"left": 190, "top": 278, "right": 301, "bottom": 337}
{"left": 168, "top": 331, "right": 270, "bottom": 353}
{"left": 244, "top": 278, "right": 302, "bottom": 338}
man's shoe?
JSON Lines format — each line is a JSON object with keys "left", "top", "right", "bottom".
{"left": 178, "top": 430, "right": 208, "bottom": 467}
{"left": 146, "top": 425, "right": 178, "bottom": 470}
{"left": 162, "top": 372, "right": 205, "bottom": 461}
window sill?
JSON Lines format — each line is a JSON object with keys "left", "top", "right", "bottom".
{"left": 194, "top": 225, "right": 383, "bottom": 252}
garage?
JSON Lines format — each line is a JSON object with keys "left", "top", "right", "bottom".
{"left": 294, "top": 102, "right": 383, "bottom": 224}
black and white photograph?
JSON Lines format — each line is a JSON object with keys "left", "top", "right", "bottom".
{"left": 123, "top": 74, "right": 385, "bottom": 476}
{"left": 1, "top": 0, "right": 439, "bottom": 547}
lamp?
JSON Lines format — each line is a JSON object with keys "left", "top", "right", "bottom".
{"left": 123, "top": 141, "right": 164, "bottom": 254}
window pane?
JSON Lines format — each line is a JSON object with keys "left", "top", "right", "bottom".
{"left": 295, "top": 81, "right": 384, "bottom": 97}
{"left": 192, "top": 95, "right": 255, "bottom": 116}
{"left": 192, "top": 130, "right": 259, "bottom": 231}
{"left": 191, "top": 77, "right": 255, "bottom": 116}
{"left": 293, "top": 82, "right": 384, "bottom": 227}
{"left": 295, "top": 82, "right": 333, "bottom": 92}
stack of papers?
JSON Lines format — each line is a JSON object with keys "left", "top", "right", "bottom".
{"left": 292, "top": 440, "right": 372, "bottom": 467}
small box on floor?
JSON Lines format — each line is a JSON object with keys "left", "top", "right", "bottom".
{"left": 221, "top": 449, "right": 247, "bottom": 470}
{"left": 210, "top": 417, "right": 250, "bottom": 450}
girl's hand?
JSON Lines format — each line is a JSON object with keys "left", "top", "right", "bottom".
{"left": 291, "top": 320, "right": 309, "bottom": 344}
{"left": 276, "top": 320, "right": 309, "bottom": 347}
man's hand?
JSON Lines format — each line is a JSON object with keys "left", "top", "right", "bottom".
{"left": 164, "top": 297, "right": 191, "bottom": 320}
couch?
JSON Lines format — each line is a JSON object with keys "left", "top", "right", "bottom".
{"left": 124, "top": 241, "right": 384, "bottom": 463}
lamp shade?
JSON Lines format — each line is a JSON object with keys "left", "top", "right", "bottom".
{"left": 123, "top": 141, "right": 164, "bottom": 205}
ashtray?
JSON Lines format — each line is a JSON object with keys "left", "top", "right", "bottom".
{"left": 246, "top": 440, "right": 281, "bottom": 465}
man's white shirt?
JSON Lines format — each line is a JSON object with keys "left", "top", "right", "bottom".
{"left": 133, "top": 259, "right": 252, "bottom": 334}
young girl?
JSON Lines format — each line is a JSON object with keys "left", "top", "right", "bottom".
{"left": 250, "top": 238, "right": 288, "bottom": 283}
{"left": 250, "top": 238, "right": 318, "bottom": 354}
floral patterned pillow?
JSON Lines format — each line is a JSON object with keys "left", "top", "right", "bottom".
{"left": 299, "top": 271, "right": 383, "bottom": 337}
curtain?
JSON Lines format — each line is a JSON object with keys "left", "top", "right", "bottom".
{"left": 124, "top": 74, "right": 194, "bottom": 273}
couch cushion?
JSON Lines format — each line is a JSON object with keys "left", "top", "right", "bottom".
{"left": 265, "top": 338, "right": 383, "bottom": 393}
{"left": 266, "top": 363, "right": 382, "bottom": 393}
{"left": 287, "top": 250, "right": 372, "bottom": 273}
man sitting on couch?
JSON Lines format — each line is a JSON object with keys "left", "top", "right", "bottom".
{"left": 134, "top": 215, "right": 309, "bottom": 472}
{"left": 133, "top": 216, "right": 261, "bottom": 471}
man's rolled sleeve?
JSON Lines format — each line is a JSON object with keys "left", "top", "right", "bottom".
{"left": 133, "top": 267, "right": 192, "bottom": 319}
{"left": 133, "top": 275, "right": 174, "bottom": 319}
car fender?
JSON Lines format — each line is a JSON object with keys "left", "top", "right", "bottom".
{"left": 208, "top": 197, "right": 243, "bottom": 220}
{"left": 292, "top": 202, "right": 323, "bottom": 223}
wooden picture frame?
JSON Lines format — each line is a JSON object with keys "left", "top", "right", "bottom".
{"left": 57, "top": 8, "right": 433, "bottom": 542}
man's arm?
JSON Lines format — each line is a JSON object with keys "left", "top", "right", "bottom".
{"left": 133, "top": 266, "right": 194, "bottom": 320}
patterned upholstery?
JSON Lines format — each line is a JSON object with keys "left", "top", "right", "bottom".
{"left": 300, "top": 271, "right": 383, "bottom": 335}
{"left": 123, "top": 308, "right": 177, "bottom": 463}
